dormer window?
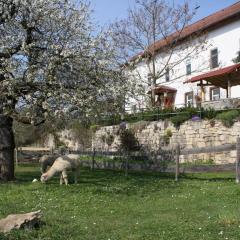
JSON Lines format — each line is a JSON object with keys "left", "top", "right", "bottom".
{"left": 210, "top": 48, "right": 219, "bottom": 69}
{"left": 165, "top": 67, "right": 170, "bottom": 82}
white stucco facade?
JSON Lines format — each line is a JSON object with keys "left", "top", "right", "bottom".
{"left": 126, "top": 13, "right": 240, "bottom": 112}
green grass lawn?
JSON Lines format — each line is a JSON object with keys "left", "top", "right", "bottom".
{"left": 1, "top": 165, "right": 240, "bottom": 240}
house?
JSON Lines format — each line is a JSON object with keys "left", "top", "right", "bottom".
{"left": 126, "top": 1, "right": 240, "bottom": 112}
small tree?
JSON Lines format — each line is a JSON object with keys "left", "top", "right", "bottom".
{"left": 119, "top": 128, "right": 139, "bottom": 176}
{"left": 0, "top": 0, "right": 129, "bottom": 180}
{"left": 68, "top": 120, "right": 92, "bottom": 150}
{"left": 105, "top": 132, "right": 115, "bottom": 150}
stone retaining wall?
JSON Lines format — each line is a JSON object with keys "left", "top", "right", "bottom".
{"left": 93, "top": 119, "right": 240, "bottom": 164}
{"left": 82, "top": 160, "right": 235, "bottom": 173}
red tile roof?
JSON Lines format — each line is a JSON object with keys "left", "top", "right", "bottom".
{"left": 131, "top": 1, "right": 240, "bottom": 62}
{"left": 147, "top": 85, "right": 177, "bottom": 94}
{"left": 184, "top": 63, "right": 240, "bottom": 88}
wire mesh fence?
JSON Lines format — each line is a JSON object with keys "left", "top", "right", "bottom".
{"left": 14, "top": 137, "right": 240, "bottom": 183}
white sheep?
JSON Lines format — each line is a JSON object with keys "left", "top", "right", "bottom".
{"left": 39, "top": 154, "right": 60, "bottom": 173}
{"left": 40, "top": 154, "right": 81, "bottom": 185}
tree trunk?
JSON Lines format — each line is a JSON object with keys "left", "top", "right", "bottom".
{"left": 0, "top": 115, "right": 15, "bottom": 181}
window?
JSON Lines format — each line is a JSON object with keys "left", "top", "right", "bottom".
{"left": 185, "top": 91, "right": 193, "bottom": 106}
{"left": 186, "top": 58, "right": 191, "bottom": 75}
{"left": 210, "top": 48, "right": 218, "bottom": 69}
{"left": 165, "top": 67, "right": 170, "bottom": 82}
{"left": 210, "top": 87, "right": 220, "bottom": 101}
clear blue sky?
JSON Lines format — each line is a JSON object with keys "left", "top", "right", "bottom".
{"left": 89, "top": 0, "right": 239, "bottom": 26}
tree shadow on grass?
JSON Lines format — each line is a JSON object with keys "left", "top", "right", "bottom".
{"left": 180, "top": 173, "right": 235, "bottom": 182}
{"left": 10, "top": 165, "right": 237, "bottom": 197}
{"left": 14, "top": 172, "right": 41, "bottom": 184}
{"left": 12, "top": 165, "right": 180, "bottom": 195}
{"left": 79, "top": 168, "right": 182, "bottom": 196}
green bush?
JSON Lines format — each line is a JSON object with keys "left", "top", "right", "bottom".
{"left": 98, "top": 106, "right": 240, "bottom": 129}
{"left": 162, "top": 128, "right": 173, "bottom": 145}
{"left": 176, "top": 106, "right": 199, "bottom": 116}
{"left": 170, "top": 113, "right": 191, "bottom": 128}
{"left": 165, "top": 128, "right": 173, "bottom": 138}
{"left": 181, "top": 158, "right": 215, "bottom": 166}
{"left": 90, "top": 124, "right": 100, "bottom": 133}
{"left": 105, "top": 132, "right": 114, "bottom": 146}
{"left": 119, "top": 129, "right": 139, "bottom": 152}
{"left": 125, "top": 112, "right": 143, "bottom": 123}
{"left": 158, "top": 108, "right": 176, "bottom": 121}
{"left": 142, "top": 109, "right": 158, "bottom": 121}
{"left": 202, "top": 107, "right": 217, "bottom": 119}
{"left": 216, "top": 110, "right": 240, "bottom": 127}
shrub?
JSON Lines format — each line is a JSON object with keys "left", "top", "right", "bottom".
{"left": 176, "top": 106, "right": 198, "bottom": 116}
{"left": 105, "top": 132, "right": 114, "bottom": 146}
{"left": 102, "top": 115, "right": 121, "bottom": 126}
{"left": 158, "top": 108, "right": 175, "bottom": 121}
{"left": 193, "top": 159, "right": 215, "bottom": 165}
{"left": 165, "top": 129, "right": 173, "bottom": 138}
{"left": 119, "top": 129, "right": 139, "bottom": 152}
{"left": 69, "top": 120, "right": 92, "bottom": 148}
{"left": 119, "top": 129, "right": 140, "bottom": 176}
{"left": 90, "top": 124, "right": 100, "bottom": 133}
{"left": 163, "top": 129, "right": 173, "bottom": 145}
{"left": 100, "top": 134, "right": 106, "bottom": 143}
{"left": 202, "top": 107, "right": 217, "bottom": 119}
{"left": 142, "top": 109, "right": 158, "bottom": 121}
{"left": 170, "top": 113, "right": 191, "bottom": 128}
{"left": 216, "top": 110, "right": 240, "bottom": 127}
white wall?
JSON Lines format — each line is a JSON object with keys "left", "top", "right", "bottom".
{"left": 126, "top": 19, "right": 240, "bottom": 110}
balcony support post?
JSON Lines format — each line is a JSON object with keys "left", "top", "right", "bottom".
{"left": 227, "top": 78, "right": 231, "bottom": 99}
{"left": 200, "top": 80, "right": 205, "bottom": 102}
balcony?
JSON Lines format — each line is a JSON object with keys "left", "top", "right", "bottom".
{"left": 185, "top": 63, "right": 240, "bottom": 110}
{"left": 201, "top": 97, "right": 240, "bottom": 110}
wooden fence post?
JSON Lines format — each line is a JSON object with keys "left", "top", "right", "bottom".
{"left": 91, "top": 148, "right": 96, "bottom": 171}
{"left": 125, "top": 152, "right": 129, "bottom": 177}
{"left": 175, "top": 144, "right": 180, "bottom": 181}
{"left": 236, "top": 137, "right": 240, "bottom": 183}
{"left": 15, "top": 148, "right": 18, "bottom": 166}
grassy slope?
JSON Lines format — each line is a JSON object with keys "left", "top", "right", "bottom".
{"left": 0, "top": 165, "right": 240, "bottom": 240}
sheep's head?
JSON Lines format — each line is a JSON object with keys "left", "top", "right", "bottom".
{"left": 40, "top": 173, "right": 49, "bottom": 183}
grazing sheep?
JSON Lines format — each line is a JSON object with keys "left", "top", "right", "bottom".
{"left": 39, "top": 154, "right": 60, "bottom": 173}
{"left": 40, "top": 154, "right": 81, "bottom": 185}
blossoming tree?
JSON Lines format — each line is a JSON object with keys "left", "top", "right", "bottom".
{"left": 0, "top": 0, "right": 127, "bottom": 180}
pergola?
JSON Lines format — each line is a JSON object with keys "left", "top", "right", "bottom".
{"left": 147, "top": 85, "right": 177, "bottom": 95}
{"left": 184, "top": 63, "right": 240, "bottom": 100}
{"left": 147, "top": 85, "right": 177, "bottom": 108}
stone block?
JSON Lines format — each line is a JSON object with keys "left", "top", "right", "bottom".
{"left": 230, "top": 150, "right": 236, "bottom": 158}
